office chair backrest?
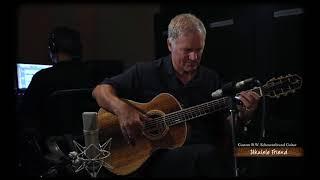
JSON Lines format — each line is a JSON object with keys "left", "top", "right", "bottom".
{"left": 43, "top": 88, "right": 99, "bottom": 137}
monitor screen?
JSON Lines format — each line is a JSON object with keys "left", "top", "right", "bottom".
{"left": 16, "top": 63, "right": 52, "bottom": 90}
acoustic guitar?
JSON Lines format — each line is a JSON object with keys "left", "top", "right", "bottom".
{"left": 97, "top": 74, "right": 302, "bottom": 175}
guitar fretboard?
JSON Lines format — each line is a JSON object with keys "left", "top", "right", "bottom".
{"left": 144, "top": 87, "right": 263, "bottom": 130}
{"left": 165, "top": 96, "right": 230, "bottom": 126}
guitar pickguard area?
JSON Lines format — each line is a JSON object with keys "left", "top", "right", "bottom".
{"left": 143, "top": 110, "right": 169, "bottom": 140}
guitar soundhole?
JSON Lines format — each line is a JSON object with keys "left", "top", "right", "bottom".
{"left": 143, "top": 110, "right": 168, "bottom": 140}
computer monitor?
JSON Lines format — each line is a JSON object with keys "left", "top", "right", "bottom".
{"left": 16, "top": 63, "right": 52, "bottom": 90}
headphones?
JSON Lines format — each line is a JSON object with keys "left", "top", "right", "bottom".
{"left": 48, "top": 31, "right": 57, "bottom": 54}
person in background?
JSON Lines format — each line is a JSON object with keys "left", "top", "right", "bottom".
{"left": 18, "top": 26, "right": 93, "bottom": 153}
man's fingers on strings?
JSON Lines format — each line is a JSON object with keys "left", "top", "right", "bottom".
{"left": 139, "top": 114, "right": 150, "bottom": 128}
{"left": 120, "top": 125, "right": 133, "bottom": 145}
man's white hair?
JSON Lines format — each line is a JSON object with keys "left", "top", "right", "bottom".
{"left": 168, "top": 13, "right": 206, "bottom": 42}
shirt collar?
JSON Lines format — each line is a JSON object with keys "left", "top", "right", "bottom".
{"left": 164, "top": 55, "right": 202, "bottom": 87}
{"left": 165, "top": 55, "right": 175, "bottom": 76}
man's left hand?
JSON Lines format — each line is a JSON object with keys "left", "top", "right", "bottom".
{"left": 237, "top": 91, "right": 261, "bottom": 123}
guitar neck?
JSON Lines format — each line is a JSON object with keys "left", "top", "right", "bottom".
{"left": 163, "top": 87, "right": 263, "bottom": 127}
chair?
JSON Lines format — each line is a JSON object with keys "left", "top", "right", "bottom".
{"left": 42, "top": 88, "right": 99, "bottom": 138}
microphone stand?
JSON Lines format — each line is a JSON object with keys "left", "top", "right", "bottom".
{"left": 228, "top": 96, "right": 239, "bottom": 177}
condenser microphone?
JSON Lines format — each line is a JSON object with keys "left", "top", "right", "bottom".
{"left": 82, "top": 112, "right": 100, "bottom": 159}
{"left": 211, "top": 77, "right": 255, "bottom": 98}
{"left": 70, "top": 112, "right": 112, "bottom": 177}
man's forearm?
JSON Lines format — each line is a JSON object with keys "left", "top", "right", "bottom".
{"left": 92, "top": 84, "right": 127, "bottom": 115}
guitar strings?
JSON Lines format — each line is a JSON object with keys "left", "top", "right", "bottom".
{"left": 143, "top": 98, "right": 223, "bottom": 129}
{"left": 143, "top": 87, "right": 258, "bottom": 129}
{"left": 144, "top": 98, "right": 228, "bottom": 130}
{"left": 164, "top": 97, "right": 229, "bottom": 126}
{"left": 143, "top": 97, "right": 229, "bottom": 130}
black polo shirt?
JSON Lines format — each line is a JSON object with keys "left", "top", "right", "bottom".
{"left": 102, "top": 55, "right": 228, "bottom": 145}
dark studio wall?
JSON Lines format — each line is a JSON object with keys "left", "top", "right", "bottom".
{"left": 16, "top": 3, "right": 160, "bottom": 65}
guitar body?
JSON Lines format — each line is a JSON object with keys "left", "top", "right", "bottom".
{"left": 97, "top": 93, "right": 187, "bottom": 176}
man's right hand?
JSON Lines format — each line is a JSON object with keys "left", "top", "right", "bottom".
{"left": 92, "top": 84, "right": 148, "bottom": 146}
{"left": 116, "top": 102, "right": 148, "bottom": 146}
